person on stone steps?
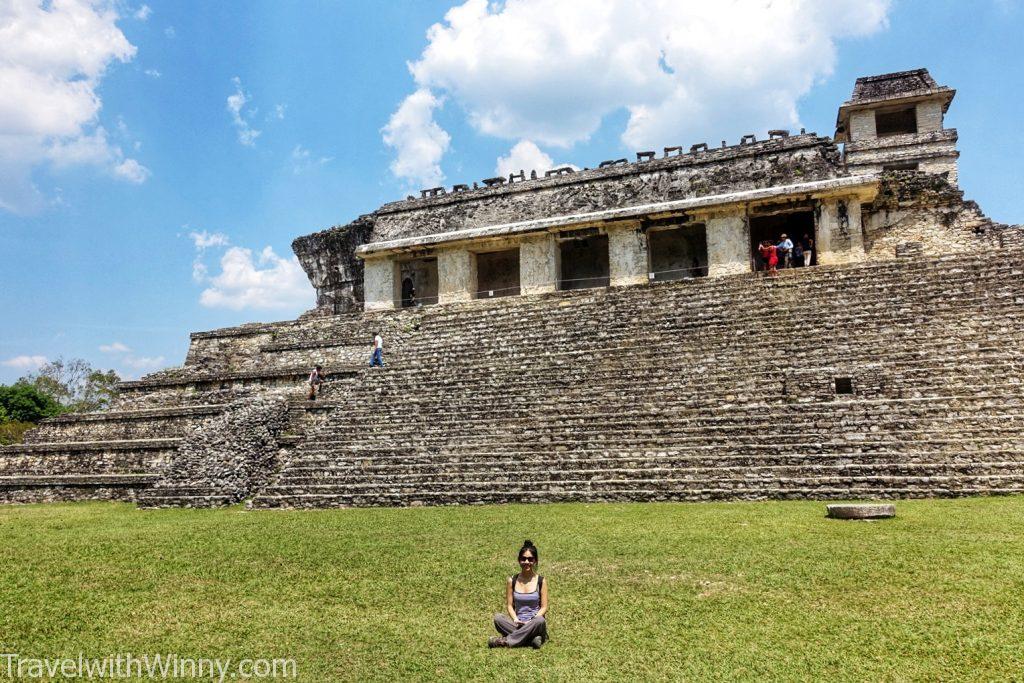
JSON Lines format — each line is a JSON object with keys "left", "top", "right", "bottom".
{"left": 307, "top": 365, "right": 323, "bottom": 400}
{"left": 369, "top": 332, "right": 385, "bottom": 368}
{"left": 489, "top": 540, "right": 549, "bottom": 649}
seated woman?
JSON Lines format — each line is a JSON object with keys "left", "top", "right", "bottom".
{"left": 489, "top": 540, "right": 549, "bottom": 649}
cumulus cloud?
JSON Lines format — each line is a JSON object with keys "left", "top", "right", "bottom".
{"left": 227, "top": 76, "right": 261, "bottom": 146}
{"left": 388, "top": 0, "right": 890, "bottom": 179}
{"left": 0, "top": 0, "right": 146, "bottom": 213}
{"left": 134, "top": 4, "right": 151, "bottom": 20}
{"left": 495, "top": 140, "right": 578, "bottom": 177}
{"left": 164, "top": 25, "right": 175, "bottom": 38}
{"left": 2, "top": 355, "right": 48, "bottom": 370}
{"left": 113, "top": 157, "right": 151, "bottom": 183}
{"left": 381, "top": 88, "right": 451, "bottom": 188}
{"left": 198, "top": 246, "right": 312, "bottom": 311}
{"left": 144, "top": 68, "right": 161, "bottom": 78}
{"left": 99, "top": 342, "right": 130, "bottom": 353}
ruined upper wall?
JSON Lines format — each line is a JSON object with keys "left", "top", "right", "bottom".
{"left": 369, "top": 133, "right": 844, "bottom": 243}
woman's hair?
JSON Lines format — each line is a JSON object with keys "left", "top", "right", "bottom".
{"left": 518, "top": 539, "right": 539, "bottom": 563}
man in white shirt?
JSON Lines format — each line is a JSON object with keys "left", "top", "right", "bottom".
{"left": 370, "top": 332, "right": 385, "bottom": 368}
{"left": 776, "top": 234, "right": 794, "bottom": 269}
{"left": 307, "top": 365, "right": 323, "bottom": 400}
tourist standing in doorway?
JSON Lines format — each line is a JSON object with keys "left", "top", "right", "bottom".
{"left": 802, "top": 233, "right": 814, "bottom": 267}
{"left": 369, "top": 332, "right": 385, "bottom": 368}
{"left": 776, "top": 233, "right": 793, "bottom": 269}
{"left": 307, "top": 365, "right": 323, "bottom": 400}
{"left": 759, "top": 240, "right": 778, "bottom": 275}
{"left": 489, "top": 540, "right": 549, "bottom": 649}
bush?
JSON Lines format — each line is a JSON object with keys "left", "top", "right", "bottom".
{"left": 0, "top": 383, "right": 64, "bottom": 423}
{"left": 0, "top": 420, "right": 35, "bottom": 445}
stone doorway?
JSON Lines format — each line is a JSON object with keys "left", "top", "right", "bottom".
{"left": 559, "top": 234, "right": 609, "bottom": 291}
{"left": 749, "top": 210, "right": 816, "bottom": 271}
{"left": 475, "top": 248, "right": 521, "bottom": 299}
{"left": 648, "top": 224, "right": 708, "bottom": 281}
{"left": 399, "top": 257, "right": 438, "bottom": 306}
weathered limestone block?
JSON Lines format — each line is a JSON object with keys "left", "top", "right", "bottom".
{"left": 292, "top": 216, "right": 373, "bottom": 314}
{"left": 826, "top": 503, "right": 896, "bottom": 519}
{"left": 606, "top": 221, "right": 648, "bottom": 286}
{"left": 438, "top": 248, "right": 478, "bottom": 303}
{"left": 915, "top": 99, "right": 943, "bottom": 133}
{"left": 817, "top": 198, "right": 866, "bottom": 265}
{"left": 849, "top": 110, "right": 876, "bottom": 141}
{"left": 705, "top": 214, "right": 750, "bottom": 276}
{"left": 364, "top": 257, "right": 399, "bottom": 311}
{"left": 521, "top": 234, "right": 559, "bottom": 295}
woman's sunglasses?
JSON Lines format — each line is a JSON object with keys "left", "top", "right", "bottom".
{"left": 518, "top": 556, "right": 536, "bottom": 563}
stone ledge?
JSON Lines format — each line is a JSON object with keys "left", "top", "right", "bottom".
{"left": 43, "top": 405, "right": 223, "bottom": 424}
{"left": 1, "top": 439, "right": 181, "bottom": 454}
{"left": 119, "top": 367, "right": 360, "bottom": 390}
{"left": 826, "top": 503, "right": 896, "bottom": 519}
{"left": 0, "top": 474, "right": 158, "bottom": 487}
{"left": 260, "top": 340, "right": 366, "bottom": 353}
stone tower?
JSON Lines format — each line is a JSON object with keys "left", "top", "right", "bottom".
{"left": 835, "top": 68, "right": 958, "bottom": 183}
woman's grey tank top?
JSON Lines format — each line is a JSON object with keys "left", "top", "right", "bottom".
{"left": 512, "top": 574, "right": 543, "bottom": 621}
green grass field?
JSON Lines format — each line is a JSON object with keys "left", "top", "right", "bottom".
{"left": 1, "top": 497, "right": 1023, "bottom": 681}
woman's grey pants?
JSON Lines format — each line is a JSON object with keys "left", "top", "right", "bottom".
{"left": 493, "top": 614, "right": 547, "bottom": 647}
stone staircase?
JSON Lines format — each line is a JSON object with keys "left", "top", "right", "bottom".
{"left": 3, "top": 248, "right": 1023, "bottom": 507}
{"left": 250, "top": 249, "right": 1024, "bottom": 508}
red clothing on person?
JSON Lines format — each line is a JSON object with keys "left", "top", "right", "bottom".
{"left": 759, "top": 244, "right": 778, "bottom": 267}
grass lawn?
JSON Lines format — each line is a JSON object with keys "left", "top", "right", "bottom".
{"left": 1, "top": 497, "right": 1023, "bottom": 681}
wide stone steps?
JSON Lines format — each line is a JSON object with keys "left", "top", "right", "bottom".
{"left": 22, "top": 405, "right": 223, "bottom": 443}
{"left": 251, "top": 476, "right": 1024, "bottom": 509}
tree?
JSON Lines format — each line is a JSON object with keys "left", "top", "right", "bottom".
{"left": 22, "top": 357, "right": 121, "bottom": 413}
{"left": 0, "top": 382, "right": 64, "bottom": 423}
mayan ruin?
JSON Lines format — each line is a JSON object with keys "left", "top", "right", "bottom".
{"left": 3, "top": 68, "right": 1022, "bottom": 509}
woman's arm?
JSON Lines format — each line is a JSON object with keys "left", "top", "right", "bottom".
{"left": 536, "top": 578, "right": 549, "bottom": 619}
{"left": 506, "top": 577, "right": 519, "bottom": 622}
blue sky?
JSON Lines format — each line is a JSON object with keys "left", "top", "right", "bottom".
{"left": 1, "top": 0, "right": 1022, "bottom": 383}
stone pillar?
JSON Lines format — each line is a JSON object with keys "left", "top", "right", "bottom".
{"left": 520, "top": 234, "right": 559, "bottom": 295}
{"left": 849, "top": 110, "right": 876, "bottom": 142}
{"left": 817, "top": 198, "right": 866, "bottom": 265}
{"left": 606, "top": 221, "right": 648, "bottom": 286}
{"left": 363, "top": 256, "right": 399, "bottom": 311}
{"left": 915, "top": 99, "right": 943, "bottom": 133}
{"left": 705, "top": 214, "right": 750, "bottom": 277}
{"left": 437, "top": 248, "right": 477, "bottom": 303}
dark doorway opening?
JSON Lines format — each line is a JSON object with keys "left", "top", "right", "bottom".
{"left": 875, "top": 106, "right": 917, "bottom": 137}
{"left": 399, "top": 257, "right": 438, "bottom": 306}
{"left": 559, "top": 234, "right": 609, "bottom": 290}
{"left": 476, "top": 248, "right": 520, "bottom": 299}
{"left": 648, "top": 224, "right": 708, "bottom": 281}
{"left": 749, "top": 210, "right": 816, "bottom": 271}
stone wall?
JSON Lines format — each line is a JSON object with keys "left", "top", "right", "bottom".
{"left": 292, "top": 216, "right": 374, "bottom": 314}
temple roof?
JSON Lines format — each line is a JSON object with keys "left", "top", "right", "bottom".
{"left": 850, "top": 69, "right": 940, "bottom": 101}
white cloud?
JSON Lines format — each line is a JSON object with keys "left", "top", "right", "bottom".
{"left": 0, "top": 0, "right": 141, "bottom": 212}
{"left": 389, "top": 0, "right": 891, "bottom": 176}
{"left": 381, "top": 88, "right": 451, "bottom": 188}
{"left": 495, "top": 139, "right": 577, "bottom": 177}
{"left": 123, "top": 355, "right": 165, "bottom": 370}
{"left": 134, "top": 4, "right": 151, "bottom": 21}
{"left": 144, "top": 68, "right": 161, "bottom": 78}
{"left": 99, "top": 342, "right": 130, "bottom": 353}
{"left": 189, "top": 230, "right": 229, "bottom": 250}
{"left": 290, "top": 145, "right": 333, "bottom": 174}
{"left": 197, "top": 246, "right": 312, "bottom": 311}
{"left": 112, "top": 157, "right": 151, "bottom": 183}
{"left": 164, "top": 25, "right": 175, "bottom": 38}
{"left": 2, "top": 355, "right": 47, "bottom": 370}
{"left": 227, "top": 76, "right": 261, "bottom": 146}
{"left": 273, "top": 104, "right": 286, "bottom": 120}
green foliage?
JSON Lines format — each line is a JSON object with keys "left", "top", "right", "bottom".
{"left": 0, "top": 498, "right": 1023, "bottom": 680}
{"left": 22, "top": 357, "right": 120, "bottom": 413}
{"left": 0, "top": 382, "right": 64, "bottom": 423}
{"left": 0, "top": 420, "right": 35, "bottom": 445}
